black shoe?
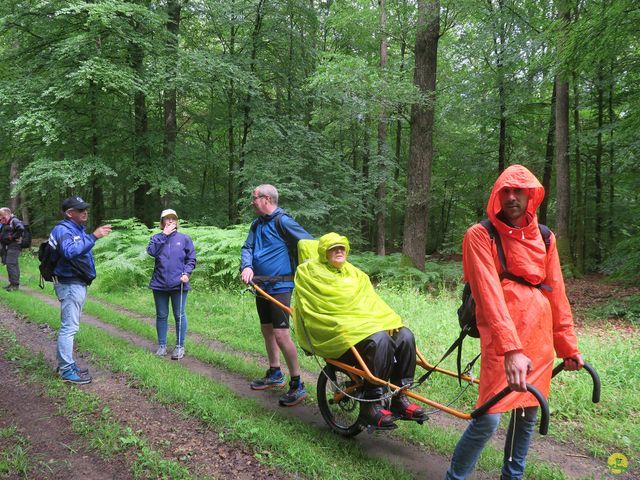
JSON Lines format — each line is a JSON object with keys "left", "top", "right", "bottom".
{"left": 391, "top": 393, "right": 427, "bottom": 421}
{"left": 359, "top": 401, "right": 397, "bottom": 430}
{"left": 4, "top": 284, "right": 18, "bottom": 292}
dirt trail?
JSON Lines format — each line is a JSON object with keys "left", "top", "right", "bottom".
{"left": 0, "top": 352, "right": 130, "bottom": 480}
{"left": 1, "top": 284, "right": 617, "bottom": 479}
{"left": 0, "top": 305, "right": 289, "bottom": 480}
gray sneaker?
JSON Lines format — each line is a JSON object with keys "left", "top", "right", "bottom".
{"left": 171, "top": 346, "right": 184, "bottom": 360}
{"left": 155, "top": 345, "right": 167, "bottom": 356}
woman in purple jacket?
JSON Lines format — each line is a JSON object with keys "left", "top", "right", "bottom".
{"left": 147, "top": 209, "right": 196, "bottom": 360}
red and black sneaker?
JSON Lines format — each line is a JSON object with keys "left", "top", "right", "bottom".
{"left": 359, "top": 401, "right": 398, "bottom": 431}
{"left": 391, "top": 393, "right": 427, "bottom": 421}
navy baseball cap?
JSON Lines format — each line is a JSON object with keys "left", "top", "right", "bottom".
{"left": 62, "top": 196, "right": 91, "bottom": 211}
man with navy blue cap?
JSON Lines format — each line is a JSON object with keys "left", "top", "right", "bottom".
{"left": 49, "top": 196, "right": 112, "bottom": 384}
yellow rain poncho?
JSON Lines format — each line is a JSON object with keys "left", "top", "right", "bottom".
{"left": 293, "top": 232, "right": 404, "bottom": 359}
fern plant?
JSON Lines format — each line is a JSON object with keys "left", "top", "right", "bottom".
{"left": 91, "top": 218, "right": 248, "bottom": 291}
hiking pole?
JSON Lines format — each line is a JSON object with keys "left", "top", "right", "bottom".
{"left": 177, "top": 280, "right": 184, "bottom": 354}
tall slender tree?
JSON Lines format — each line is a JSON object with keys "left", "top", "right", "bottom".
{"left": 402, "top": 0, "right": 439, "bottom": 270}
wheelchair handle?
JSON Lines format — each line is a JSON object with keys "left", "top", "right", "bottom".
{"left": 471, "top": 383, "right": 550, "bottom": 435}
{"left": 552, "top": 361, "right": 600, "bottom": 404}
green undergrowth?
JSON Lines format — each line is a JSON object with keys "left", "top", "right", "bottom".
{"left": 0, "top": 326, "right": 192, "bottom": 479}
{"left": 0, "top": 293, "right": 416, "bottom": 480}
{"left": 583, "top": 294, "right": 640, "bottom": 326}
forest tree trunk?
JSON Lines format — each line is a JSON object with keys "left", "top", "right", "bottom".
{"left": 402, "top": 0, "right": 439, "bottom": 271}
{"left": 539, "top": 82, "right": 556, "bottom": 225}
{"left": 375, "top": 0, "right": 388, "bottom": 256}
{"left": 553, "top": 0, "right": 572, "bottom": 269}
{"left": 162, "top": 0, "right": 181, "bottom": 207}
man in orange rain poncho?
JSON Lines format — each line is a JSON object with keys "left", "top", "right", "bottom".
{"left": 444, "top": 165, "right": 584, "bottom": 480}
{"left": 293, "top": 232, "right": 427, "bottom": 430}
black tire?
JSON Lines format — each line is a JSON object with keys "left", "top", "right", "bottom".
{"left": 317, "top": 365, "right": 364, "bottom": 437}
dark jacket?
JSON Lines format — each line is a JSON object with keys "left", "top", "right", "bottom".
{"left": 50, "top": 219, "right": 97, "bottom": 285}
{"left": 0, "top": 215, "right": 24, "bottom": 246}
{"left": 240, "top": 207, "right": 312, "bottom": 293}
{"left": 147, "top": 231, "right": 196, "bottom": 291}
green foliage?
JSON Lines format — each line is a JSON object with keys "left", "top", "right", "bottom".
{"left": 14, "top": 156, "right": 117, "bottom": 198}
{"left": 585, "top": 295, "right": 640, "bottom": 326}
{"left": 601, "top": 234, "right": 640, "bottom": 285}
{"left": 350, "top": 252, "right": 462, "bottom": 292}
{"left": 92, "top": 218, "right": 154, "bottom": 291}
{"left": 92, "top": 218, "right": 247, "bottom": 291}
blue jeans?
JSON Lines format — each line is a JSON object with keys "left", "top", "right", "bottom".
{"left": 55, "top": 283, "right": 87, "bottom": 373}
{"left": 444, "top": 407, "right": 538, "bottom": 480}
{"left": 153, "top": 289, "right": 188, "bottom": 347}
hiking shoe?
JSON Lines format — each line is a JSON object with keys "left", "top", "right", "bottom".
{"left": 56, "top": 364, "right": 89, "bottom": 376}
{"left": 171, "top": 346, "right": 184, "bottom": 360}
{"left": 358, "top": 401, "right": 397, "bottom": 430}
{"left": 155, "top": 345, "right": 167, "bottom": 356}
{"left": 250, "top": 369, "right": 285, "bottom": 390}
{"left": 61, "top": 369, "right": 92, "bottom": 385}
{"left": 3, "top": 284, "right": 18, "bottom": 291}
{"left": 279, "top": 381, "right": 308, "bottom": 407}
{"left": 391, "top": 393, "right": 427, "bottom": 421}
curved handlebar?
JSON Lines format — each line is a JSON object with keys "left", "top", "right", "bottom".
{"left": 552, "top": 361, "right": 600, "bottom": 404}
{"left": 470, "top": 383, "right": 550, "bottom": 435}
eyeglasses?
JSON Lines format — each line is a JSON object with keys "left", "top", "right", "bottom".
{"left": 251, "top": 194, "right": 266, "bottom": 201}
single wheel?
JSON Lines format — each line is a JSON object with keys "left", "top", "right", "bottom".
{"left": 317, "top": 365, "right": 364, "bottom": 437}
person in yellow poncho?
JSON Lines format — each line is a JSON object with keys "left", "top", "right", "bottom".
{"left": 293, "top": 232, "right": 426, "bottom": 430}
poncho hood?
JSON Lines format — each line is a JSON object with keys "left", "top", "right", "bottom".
{"left": 317, "top": 232, "right": 350, "bottom": 264}
{"left": 292, "top": 234, "right": 402, "bottom": 359}
{"left": 487, "top": 164, "right": 545, "bottom": 233}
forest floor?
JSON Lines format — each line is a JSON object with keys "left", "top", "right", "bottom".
{"left": 0, "top": 275, "right": 636, "bottom": 479}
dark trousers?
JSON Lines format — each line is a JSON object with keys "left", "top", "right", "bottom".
{"left": 1, "top": 243, "right": 20, "bottom": 286}
{"left": 339, "top": 327, "right": 417, "bottom": 397}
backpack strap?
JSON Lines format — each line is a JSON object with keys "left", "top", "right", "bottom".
{"left": 538, "top": 224, "right": 551, "bottom": 251}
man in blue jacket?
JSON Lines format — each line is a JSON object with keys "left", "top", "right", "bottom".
{"left": 240, "top": 184, "right": 313, "bottom": 406}
{"left": 49, "top": 196, "right": 112, "bottom": 384}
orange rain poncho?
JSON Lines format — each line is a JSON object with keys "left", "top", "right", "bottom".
{"left": 465, "top": 165, "right": 580, "bottom": 413}
{"left": 292, "top": 233, "right": 404, "bottom": 359}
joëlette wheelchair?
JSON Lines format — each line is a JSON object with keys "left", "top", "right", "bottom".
{"left": 251, "top": 283, "right": 601, "bottom": 437}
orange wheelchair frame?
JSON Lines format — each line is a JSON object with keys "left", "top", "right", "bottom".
{"left": 251, "top": 283, "right": 601, "bottom": 438}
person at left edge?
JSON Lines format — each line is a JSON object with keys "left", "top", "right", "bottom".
{"left": 0, "top": 207, "right": 25, "bottom": 291}
{"left": 147, "top": 209, "right": 196, "bottom": 361}
{"left": 50, "top": 196, "right": 112, "bottom": 385}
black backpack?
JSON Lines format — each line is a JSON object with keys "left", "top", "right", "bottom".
{"left": 38, "top": 240, "right": 59, "bottom": 288}
{"left": 20, "top": 224, "right": 32, "bottom": 249}
{"left": 418, "top": 219, "right": 552, "bottom": 386}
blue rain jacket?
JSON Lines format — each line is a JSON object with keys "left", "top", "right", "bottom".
{"left": 50, "top": 219, "right": 97, "bottom": 285}
{"left": 240, "top": 208, "right": 312, "bottom": 293}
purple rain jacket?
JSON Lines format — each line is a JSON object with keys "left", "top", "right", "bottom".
{"left": 147, "top": 231, "right": 196, "bottom": 291}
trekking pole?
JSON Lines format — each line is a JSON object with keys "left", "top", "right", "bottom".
{"left": 177, "top": 280, "right": 184, "bottom": 350}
